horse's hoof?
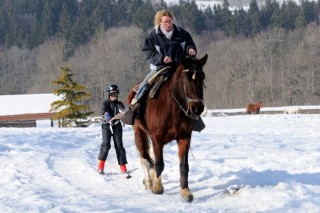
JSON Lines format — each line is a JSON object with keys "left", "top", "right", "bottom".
{"left": 181, "top": 188, "right": 194, "bottom": 203}
{"left": 152, "top": 185, "right": 164, "bottom": 194}
{"left": 143, "top": 178, "right": 152, "bottom": 190}
{"left": 182, "top": 194, "right": 193, "bottom": 203}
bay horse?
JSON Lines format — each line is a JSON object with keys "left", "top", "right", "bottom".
{"left": 127, "top": 54, "right": 207, "bottom": 202}
{"left": 246, "top": 101, "right": 263, "bottom": 114}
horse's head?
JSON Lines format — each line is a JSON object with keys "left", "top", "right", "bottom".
{"left": 257, "top": 101, "right": 263, "bottom": 108}
{"left": 172, "top": 54, "right": 207, "bottom": 119}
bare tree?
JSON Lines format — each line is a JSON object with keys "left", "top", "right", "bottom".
{"left": 29, "top": 38, "right": 67, "bottom": 93}
{"left": 0, "top": 46, "right": 35, "bottom": 94}
{"left": 2, "top": 24, "right": 319, "bottom": 110}
{"left": 68, "top": 26, "right": 146, "bottom": 113}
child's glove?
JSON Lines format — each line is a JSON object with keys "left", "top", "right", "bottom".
{"left": 104, "top": 112, "right": 112, "bottom": 122}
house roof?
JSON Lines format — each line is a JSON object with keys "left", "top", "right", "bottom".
{"left": 0, "top": 94, "right": 62, "bottom": 116}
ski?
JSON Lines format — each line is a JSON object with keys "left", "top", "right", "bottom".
{"left": 123, "top": 172, "right": 132, "bottom": 179}
{"left": 97, "top": 170, "right": 132, "bottom": 179}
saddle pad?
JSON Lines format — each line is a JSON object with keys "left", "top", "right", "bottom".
{"left": 148, "top": 75, "right": 168, "bottom": 98}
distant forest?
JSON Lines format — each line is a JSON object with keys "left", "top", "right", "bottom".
{"left": 0, "top": 0, "right": 319, "bottom": 113}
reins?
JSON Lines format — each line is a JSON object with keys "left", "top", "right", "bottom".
{"left": 170, "top": 68, "right": 204, "bottom": 120}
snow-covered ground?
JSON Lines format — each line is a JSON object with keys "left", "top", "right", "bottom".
{"left": 1, "top": 113, "right": 320, "bottom": 212}
{"left": 1, "top": 94, "right": 320, "bottom": 212}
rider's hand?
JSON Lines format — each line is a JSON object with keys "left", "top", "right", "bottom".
{"left": 188, "top": 48, "right": 196, "bottom": 56}
{"left": 163, "top": 56, "right": 172, "bottom": 64}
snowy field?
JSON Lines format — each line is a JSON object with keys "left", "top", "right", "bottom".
{"left": 1, "top": 112, "right": 320, "bottom": 212}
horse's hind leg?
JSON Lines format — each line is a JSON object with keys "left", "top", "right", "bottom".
{"left": 139, "top": 140, "right": 162, "bottom": 193}
{"left": 134, "top": 126, "right": 153, "bottom": 190}
{"left": 140, "top": 157, "right": 152, "bottom": 190}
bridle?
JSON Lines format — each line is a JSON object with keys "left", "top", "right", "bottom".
{"left": 171, "top": 68, "right": 204, "bottom": 120}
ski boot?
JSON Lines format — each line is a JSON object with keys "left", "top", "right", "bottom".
{"left": 120, "top": 164, "right": 131, "bottom": 179}
{"left": 97, "top": 160, "right": 105, "bottom": 175}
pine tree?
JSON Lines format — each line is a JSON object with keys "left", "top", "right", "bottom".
{"left": 221, "top": 0, "right": 234, "bottom": 35}
{"left": 133, "top": 0, "right": 154, "bottom": 32}
{"left": 233, "top": 8, "right": 250, "bottom": 36}
{"left": 279, "top": 1, "right": 300, "bottom": 31}
{"left": 260, "top": 0, "right": 280, "bottom": 30}
{"left": 171, "top": 0, "right": 205, "bottom": 33}
{"left": 50, "top": 66, "right": 94, "bottom": 127}
{"left": 248, "top": 0, "right": 261, "bottom": 35}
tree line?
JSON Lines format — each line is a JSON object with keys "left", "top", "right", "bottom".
{"left": 1, "top": 0, "right": 319, "bottom": 51}
{"left": 0, "top": 0, "right": 319, "bottom": 113}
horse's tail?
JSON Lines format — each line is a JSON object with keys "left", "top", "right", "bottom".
{"left": 147, "top": 140, "right": 155, "bottom": 166}
{"left": 133, "top": 123, "right": 155, "bottom": 167}
{"left": 141, "top": 132, "right": 155, "bottom": 167}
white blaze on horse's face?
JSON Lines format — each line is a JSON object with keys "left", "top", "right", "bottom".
{"left": 182, "top": 69, "right": 204, "bottom": 80}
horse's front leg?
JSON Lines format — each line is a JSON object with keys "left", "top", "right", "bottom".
{"left": 151, "top": 142, "right": 164, "bottom": 194}
{"left": 178, "top": 138, "right": 193, "bottom": 203}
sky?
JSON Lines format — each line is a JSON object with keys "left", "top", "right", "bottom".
{"left": 1, "top": 94, "right": 320, "bottom": 212}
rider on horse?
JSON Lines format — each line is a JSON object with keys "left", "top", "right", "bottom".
{"left": 121, "top": 9, "right": 197, "bottom": 125}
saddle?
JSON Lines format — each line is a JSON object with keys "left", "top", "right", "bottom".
{"left": 131, "top": 66, "right": 171, "bottom": 100}
{"left": 148, "top": 67, "right": 171, "bottom": 99}
{"left": 120, "top": 67, "right": 171, "bottom": 125}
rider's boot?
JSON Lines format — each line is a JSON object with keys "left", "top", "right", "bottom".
{"left": 119, "top": 83, "right": 150, "bottom": 125}
{"left": 130, "top": 83, "right": 150, "bottom": 109}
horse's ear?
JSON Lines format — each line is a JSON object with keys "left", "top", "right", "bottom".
{"left": 200, "top": 54, "right": 208, "bottom": 66}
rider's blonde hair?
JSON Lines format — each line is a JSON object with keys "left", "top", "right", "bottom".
{"left": 154, "top": 9, "right": 174, "bottom": 28}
